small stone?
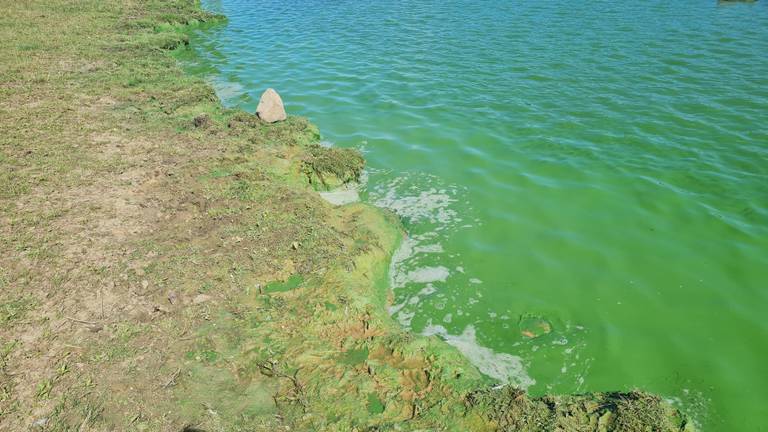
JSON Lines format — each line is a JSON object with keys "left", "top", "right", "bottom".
{"left": 193, "top": 294, "right": 212, "bottom": 305}
{"left": 291, "top": 241, "right": 300, "bottom": 250}
{"left": 256, "top": 88, "right": 287, "bottom": 123}
{"left": 32, "top": 418, "right": 48, "bottom": 429}
{"left": 167, "top": 291, "right": 177, "bottom": 305}
{"left": 141, "top": 280, "right": 149, "bottom": 289}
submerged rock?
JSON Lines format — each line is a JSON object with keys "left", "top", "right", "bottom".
{"left": 256, "top": 88, "right": 287, "bottom": 123}
{"left": 518, "top": 314, "right": 552, "bottom": 339}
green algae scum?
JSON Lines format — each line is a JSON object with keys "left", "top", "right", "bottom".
{"left": 0, "top": 0, "right": 763, "bottom": 431}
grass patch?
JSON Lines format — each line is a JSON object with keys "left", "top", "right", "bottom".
{"left": 339, "top": 347, "right": 369, "bottom": 366}
{"left": 367, "top": 393, "right": 385, "bottom": 414}
{"left": 185, "top": 349, "right": 219, "bottom": 364}
{"left": 0, "top": 297, "right": 37, "bottom": 325}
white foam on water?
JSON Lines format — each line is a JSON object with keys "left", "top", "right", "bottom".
{"left": 396, "top": 310, "right": 415, "bottom": 327}
{"left": 423, "top": 324, "right": 536, "bottom": 389}
{"left": 418, "top": 284, "right": 437, "bottom": 296}
{"left": 388, "top": 236, "right": 417, "bottom": 290}
{"left": 665, "top": 395, "right": 706, "bottom": 432}
{"left": 373, "top": 174, "right": 466, "bottom": 309}
{"left": 370, "top": 171, "right": 534, "bottom": 391}
{"left": 319, "top": 185, "right": 360, "bottom": 206}
{"left": 388, "top": 303, "right": 403, "bottom": 315}
{"left": 210, "top": 78, "right": 244, "bottom": 102}
{"left": 405, "top": 266, "right": 450, "bottom": 284}
{"left": 372, "top": 178, "right": 460, "bottom": 225}
{"left": 415, "top": 243, "right": 443, "bottom": 253}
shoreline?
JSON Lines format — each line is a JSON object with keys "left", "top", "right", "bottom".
{"left": 0, "top": 1, "right": 692, "bottom": 430}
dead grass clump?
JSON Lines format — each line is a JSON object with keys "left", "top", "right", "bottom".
{"left": 302, "top": 144, "right": 365, "bottom": 190}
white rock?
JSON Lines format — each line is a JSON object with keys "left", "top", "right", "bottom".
{"left": 256, "top": 88, "right": 287, "bottom": 123}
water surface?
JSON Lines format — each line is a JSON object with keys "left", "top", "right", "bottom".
{"left": 181, "top": 1, "right": 768, "bottom": 430}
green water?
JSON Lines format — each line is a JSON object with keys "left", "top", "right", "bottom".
{"left": 181, "top": 1, "right": 768, "bottom": 429}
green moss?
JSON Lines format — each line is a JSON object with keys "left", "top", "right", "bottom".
{"left": 339, "top": 347, "right": 369, "bottom": 366}
{"left": 367, "top": 393, "right": 385, "bottom": 414}
{"left": 137, "top": 32, "right": 190, "bottom": 50}
{"left": 264, "top": 274, "right": 304, "bottom": 293}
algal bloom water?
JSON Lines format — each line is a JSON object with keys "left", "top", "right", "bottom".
{"left": 180, "top": 1, "right": 768, "bottom": 430}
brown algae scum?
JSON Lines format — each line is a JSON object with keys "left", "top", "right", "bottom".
{"left": 0, "top": 0, "right": 692, "bottom": 430}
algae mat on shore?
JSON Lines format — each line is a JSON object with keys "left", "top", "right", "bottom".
{"left": 180, "top": 1, "right": 768, "bottom": 430}
{"left": 2, "top": 0, "right": 689, "bottom": 431}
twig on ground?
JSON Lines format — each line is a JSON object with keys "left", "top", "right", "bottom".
{"left": 66, "top": 316, "right": 98, "bottom": 326}
{"left": 162, "top": 367, "right": 182, "bottom": 389}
